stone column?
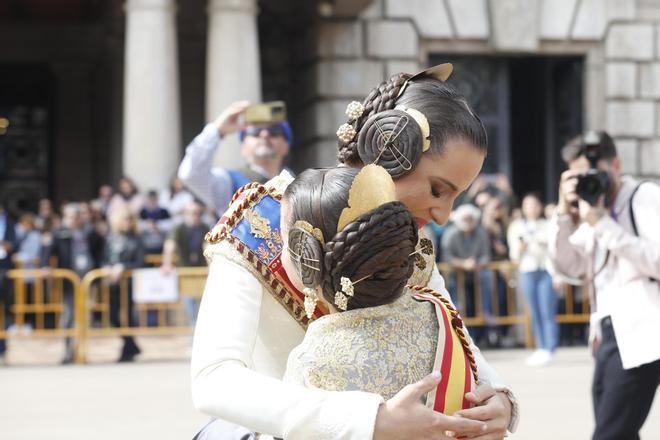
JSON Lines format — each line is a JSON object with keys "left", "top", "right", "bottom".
{"left": 206, "top": 0, "right": 261, "bottom": 168}
{"left": 123, "top": 0, "right": 181, "bottom": 192}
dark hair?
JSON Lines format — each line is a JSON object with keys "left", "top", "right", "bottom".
{"left": 284, "top": 168, "right": 418, "bottom": 311}
{"left": 561, "top": 130, "right": 617, "bottom": 164}
{"left": 337, "top": 73, "right": 488, "bottom": 177}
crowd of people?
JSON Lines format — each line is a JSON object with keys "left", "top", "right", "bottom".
{"left": 0, "top": 177, "right": 212, "bottom": 363}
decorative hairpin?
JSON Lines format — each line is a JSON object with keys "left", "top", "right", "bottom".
{"left": 345, "top": 101, "right": 365, "bottom": 121}
{"left": 337, "top": 123, "right": 357, "bottom": 144}
{"left": 334, "top": 274, "right": 370, "bottom": 311}
{"left": 287, "top": 247, "right": 321, "bottom": 272}
{"left": 336, "top": 101, "right": 365, "bottom": 144}
{"left": 303, "top": 287, "right": 318, "bottom": 319}
{"left": 293, "top": 220, "right": 325, "bottom": 245}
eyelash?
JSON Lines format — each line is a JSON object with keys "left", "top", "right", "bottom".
{"left": 431, "top": 186, "right": 442, "bottom": 198}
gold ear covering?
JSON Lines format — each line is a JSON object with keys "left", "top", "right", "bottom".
{"left": 337, "top": 164, "right": 397, "bottom": 231}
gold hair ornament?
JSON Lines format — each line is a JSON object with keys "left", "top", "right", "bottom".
{"left": 334, "top": 274, "right": 371, "bottom": 311}
{"left": 396, "top": 63, "right": 453, "bottom": 98}
{"left": 394, "top": 105, "right": 431, "bottom": 152}
{"left": 293, "top": 220, "right": 325, "bottom": 245}
{"left": 336, "top": 164, "right": 397, "bottom": 231}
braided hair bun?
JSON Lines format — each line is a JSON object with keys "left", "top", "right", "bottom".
{"left": 321, "top": 201, "right": 418, "bottom": 311}
{"left": 338, "top": 73, "right": 410, "bottom": 167}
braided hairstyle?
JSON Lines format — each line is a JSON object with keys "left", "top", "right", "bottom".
{"left": 337, "top": 73, "right": 488, "bottom": 178}
{"left": 284, "top": 168, "right": 418, "bottom": 311}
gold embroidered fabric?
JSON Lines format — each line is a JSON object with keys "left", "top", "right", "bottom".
{"left": 284, "top": 290, "right": 438, "bottom": 400}
{"left": 408, "top": 231, "right": 436, "bottom": 287}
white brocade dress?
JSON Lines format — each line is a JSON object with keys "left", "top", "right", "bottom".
{"left": 284, "top": 291, "right": 438, "bottom": 400}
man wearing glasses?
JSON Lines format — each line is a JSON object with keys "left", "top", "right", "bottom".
{"left": 178, "top": 101, "right": 293, "bottom": 214}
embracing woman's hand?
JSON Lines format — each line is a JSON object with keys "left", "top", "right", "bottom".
{"left": 374, "top": 372, "right": 489, "bottom": 440}
{"left": 451, "top": 384, "right": 511, "bottom": 440}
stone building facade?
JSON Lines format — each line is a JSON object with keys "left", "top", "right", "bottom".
{"left": 1, "top": 0, "right": 658, "bottom": 213}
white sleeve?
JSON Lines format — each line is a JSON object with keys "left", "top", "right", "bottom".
{"left": 191, "top": 256, "right": 384, "bottom": 439}
{"left": 178, "top": 124, "right": 234, "bottom": 212}
{"left": 426, "top": 266, "right": 520, "bottom": 432}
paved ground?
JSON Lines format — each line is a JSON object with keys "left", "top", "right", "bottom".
{"left": 1, "top": 338, "right": 659, "bottom": 439}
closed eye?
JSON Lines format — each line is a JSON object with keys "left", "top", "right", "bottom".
{"left": 431, "top": 185, "right": 442, "bottom": 198}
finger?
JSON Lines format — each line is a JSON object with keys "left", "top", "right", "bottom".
{"left": 454, "top": 405, "right": 492, "bottom": 421}
{"left": 437, "top": 414, "right": 488, "bottom": 437}
{"left": 230, "top": 100, "right": 250, "bottom": 111}
{"left": 400, "top": 371, "right": 442, "bottom": 402}
{"left": 465, "top": 384, "right": 496, "bottom": 405}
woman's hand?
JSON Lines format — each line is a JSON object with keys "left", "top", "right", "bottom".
{"left": 451, "top": 384, "right": 511, "bottom": 440}
{"left": 374, "top": 372, "right": 488, "bottom": 440}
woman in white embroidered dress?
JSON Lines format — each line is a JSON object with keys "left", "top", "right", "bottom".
{"left": 192, "top": 66, "right": 517, "bottom": 440}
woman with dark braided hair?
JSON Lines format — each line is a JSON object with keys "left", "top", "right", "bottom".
{"left": 280, "top": 165, "right": 479, "bottom": 422}
{"left": 192, "top": 65, "right": 517, "bottom": 440}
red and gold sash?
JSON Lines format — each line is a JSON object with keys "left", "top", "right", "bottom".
{"left": 409, "top": 285, "right": 478, "bottom": 415}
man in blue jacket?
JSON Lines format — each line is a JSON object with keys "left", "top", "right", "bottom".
{"left": 178, "top": 101, "right": 292, "bottom": 214}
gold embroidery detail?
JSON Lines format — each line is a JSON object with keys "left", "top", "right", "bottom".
{"left": 420, "top": 238, "right": 434, "bottom": 255}
{"left": 284, "top": 292, "right": 438, "bottom": 400}
{"left": 256, "top": 244, "right": 270, "bottom": 261}
{"left": 244, "top": 209, "right": 272, "bottom": 239}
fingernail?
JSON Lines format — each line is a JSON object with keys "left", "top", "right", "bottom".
{"left": 482, "top": 424, "right": 488, "bottom": 432}
{"left": 431, "top": 370, "right": 441, "bottom": 379}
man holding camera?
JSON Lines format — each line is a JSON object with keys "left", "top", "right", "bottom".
{"left": 178, "top": 101, "right": 293, "bottom": 214}
{"left": 548, "top": 130, "right": 660, "bottom": 440}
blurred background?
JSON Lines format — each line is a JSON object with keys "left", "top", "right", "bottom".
{"left": 1, "top": 0, "right": 660, "bottom": 439}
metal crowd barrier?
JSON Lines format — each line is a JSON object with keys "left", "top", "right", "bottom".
{"left": 1, "top": 266, "right": 208, "bottom": 364}
{"left": 77, "top": 266, "right": 208, "bottom": 362}
{"left": 2, "top": 268, "right": 85, "bottom": 362}
{"left": 437, "top": 261, "right": 590, "bottom": 348}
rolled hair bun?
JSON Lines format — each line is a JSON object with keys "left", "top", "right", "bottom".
{"left": 321, "top": 201, "right": 418, "bottom": 311}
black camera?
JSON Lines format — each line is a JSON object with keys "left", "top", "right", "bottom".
{"left": 576, "top": 169, "right": 611, "bottom": 206}
{"left": 574, "top": 131, "right": 611, "bottom": 206}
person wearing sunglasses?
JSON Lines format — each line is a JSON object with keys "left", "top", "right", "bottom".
{"left": 178, "top": 101, "right": 293, "bottom": 214}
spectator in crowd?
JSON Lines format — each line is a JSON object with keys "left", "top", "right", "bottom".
{"left": 103, "top": 207, "right": 144, "bottom": 362}
{"left": 12, "top": 213, "right": 41, "bottom": 332}
{"left": 441, "top": 204, "right": 494, "bottom": 343}
{"left": 160, "top": 200, "right": 209, "bottom": 325}
{"left": 178, "top": 100, "right": 292, "bottom": 214}
{"left": 107, "top": 176, "right": 144, "bottom": 220}
{"left": 0, "top": 203, "right": 16, "bottom": 360}
{"left": 43, "top": 203, "right": 105, "bottom": 363}
{"left": 13, "top": 214, "right": 41, "bottom": 270}
{"left": 141, "top": 190, "right": 171, "bottom": 223}
{"left": 93, "top": 184, "right": 114, "bottom": 219}
{"left": 482, "top": 196, "right": 511, "bottom": 345}
{"left": 159, "top": 177, "right": 194, "bottom": 223}
{"left": 35, "top": 198, "right": 59, "bottom": 231}
{"left": 139, "top": 190, "right": 171, "bottom": 255}
{"left": 508, "top": 192, "right": 558, "bottom": 366}
{"left": 467, "top": 173, "right": 516, "bottom": 215}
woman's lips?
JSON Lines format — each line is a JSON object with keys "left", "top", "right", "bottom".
{"left": 414, "top": 217, "right": 429, "bottom": 228}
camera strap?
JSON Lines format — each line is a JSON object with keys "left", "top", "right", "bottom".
{"left": 628, "top": 181, "right": 659, "bottom": 284}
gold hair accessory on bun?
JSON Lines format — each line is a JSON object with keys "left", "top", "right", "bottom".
{"left": 293, "top": 220, "right": 325, "bottom": 245}
{"left": 396, "top": 63, "right": 453, "bottom": 98}
{"left": 394, "top": 105, "right": 431, "bottom": 152}
{"left": 336, "top": 164, "right": 397, "bottom": 231}
{"left": 334, "top": 274, "right": 370, "bottom": 311}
